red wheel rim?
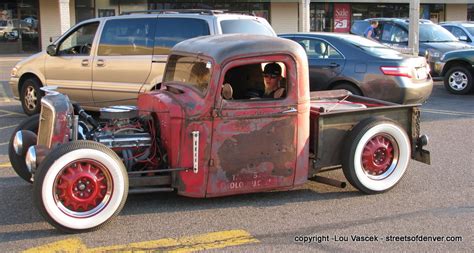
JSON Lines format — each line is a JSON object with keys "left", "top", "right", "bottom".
{"left": 54, "top": 159, "right": 113, "bottom": 217}
{"left": 361, "top": 135, "right": 397, "bottom": 177}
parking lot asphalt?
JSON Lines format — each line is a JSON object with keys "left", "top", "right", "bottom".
{"left": 0, "top": 57, "right": 472, "bottom": 252}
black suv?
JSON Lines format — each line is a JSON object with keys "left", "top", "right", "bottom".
{"left": 350, "top": 18, "right": 473, "bottom": 77}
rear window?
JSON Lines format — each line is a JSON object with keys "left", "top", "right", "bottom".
{"left": 163, "top": 55, "right": 212, "bottom": 95}
{"left": 154, "top": 18, "right": 210, "bottom": 55}
{"left": 342, "top": 36, "right": 402, "bottom": 57}
{"left": 220, "top": 19, "right": 274, "bottom": 36}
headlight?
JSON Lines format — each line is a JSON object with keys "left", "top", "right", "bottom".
{"left": 10, "top": 67, "right": 18, "bottom": 77}
{"left": 440, "top": 53, "right": 446, "bottom": 61}
{"left": 427, "top": 49, "right": 442, "bottom": 59}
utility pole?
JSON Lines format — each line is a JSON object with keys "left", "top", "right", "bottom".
{"left": 408, "top": 0, "right": 420, "bottom": 56}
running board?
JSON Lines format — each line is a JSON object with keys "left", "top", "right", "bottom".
{"left": 129, "top": 175, "right": 172, "bottom": 188}
{"left": 129, "top": 187, "right": 174, "bottom": 194}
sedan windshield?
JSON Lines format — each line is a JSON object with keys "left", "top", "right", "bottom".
{"left": 419, "top": 24, "right": 458, "bottom": 42}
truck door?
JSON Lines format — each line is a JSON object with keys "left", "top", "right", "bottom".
{"left": 207, "top": 57, "right": 299, "bottom": 197}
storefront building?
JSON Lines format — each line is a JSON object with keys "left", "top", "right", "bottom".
{"left": 1, "top": 0, "right": 473, "bottom": 54}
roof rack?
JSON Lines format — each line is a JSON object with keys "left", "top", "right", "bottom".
{"left": 120, "top": 9, "right": 226, "bottom": 16}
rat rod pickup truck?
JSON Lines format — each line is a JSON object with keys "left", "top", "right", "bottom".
{"left": 9, "top": 35, "right": 430, "bottom": 233}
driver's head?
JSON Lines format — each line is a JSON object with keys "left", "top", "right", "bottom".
{"left": 263, "top": 63, "right": 282, "bottom": 89}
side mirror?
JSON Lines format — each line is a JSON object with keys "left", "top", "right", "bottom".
{"left": 46, "top": 44, "right": 57, "bottom": 56}
{"left": 221, "top": 83, "right": 233, "bottom": 100}
{"left": 459, "top": 35, "right": 468, "bottom": 42}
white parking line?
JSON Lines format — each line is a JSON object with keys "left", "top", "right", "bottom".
{"left": 0, "top": 141, "right": 8, "bottom": 146}
{"left": 0, "top": 124, "right": 16, "bottom": 130}
{"left": 0, "top": 83, "right": 12, "bottom": 102}
{"left": 0, "top": 108, "right": 25, "bottom": 116}
{"left": 421, "top": 108, "right": 474, "bottom": 117}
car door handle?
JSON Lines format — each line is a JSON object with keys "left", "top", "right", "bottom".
{"left": 96, "top": 59, "right": 105, "bottom": 67}
{"left": 81, "top": 59, "right": 89, "bottom": 67}
{"left": 282, "top": 107, "right": 297, "bottom": 114}
{"left": 329, "top": 63, "right": 340, "bottom": 68}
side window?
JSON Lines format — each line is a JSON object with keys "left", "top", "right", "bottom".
{"left": 98, "top": 18, "right": 156, "bottom": 56}
{"left": 382, "top": 24, "right": 408, "bottom": 43}
{"left": 443, "top": 26, "right": 453, "bottom": 33}
{"left": 451, "top": 27, "right": 468, "bottom": 40}
{"left": 154, "top": 18, "right": 210, "bottom": 55}
{"left": 295, "top": 38, "right": 341, "bottom": 59}
{"left": 222, "top": 62, "right": 287, "bottom": 100}
{"left": 58, "top": 22, "right": 99, "bottom": 56}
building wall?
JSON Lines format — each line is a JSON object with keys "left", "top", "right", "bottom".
{"left": 445, "top": 4, "right": 467, "bottom": 21}
{"left": 270, "top": 3, "right": 299, "bottom": 33}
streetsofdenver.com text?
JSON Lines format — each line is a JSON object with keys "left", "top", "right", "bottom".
{"left": 294, "top": 234, "right": 463, "bottom": 244}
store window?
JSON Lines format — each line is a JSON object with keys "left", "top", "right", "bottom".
{"left": 310, "top": 3, "right": 333, "bottom": 32}
{"left": 0, "top": 0, "right": 39, "bottom": 53}
{"left": 469, "top": 5, "right": 474, "bottom": 21}
{"left": 76, "top": 0, "right": 95, "bottom": 23}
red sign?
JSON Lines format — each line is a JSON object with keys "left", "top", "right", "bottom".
{"left": 334, "top": 4, "right": 351, "bottom": 33}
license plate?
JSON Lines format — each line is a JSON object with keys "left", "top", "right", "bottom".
{"left": 415, "top": 67, "right": 428, "bottom": 80}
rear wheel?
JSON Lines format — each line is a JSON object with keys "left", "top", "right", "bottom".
{"left": 444, "top": 66, "right": 473, "bottom": 95}
{"left": 20, "top": 77, "right": 44, "bottom": 115}
{"left": 8, "top": 114, "right": 40, "bottom": 183}
{"left": 342, "top": 118, "right": 410, "bottom": 194}
{"left": 333, "top": 83, "right": 362, "bottom": 96}
{"left": 33, "top": 141, "right": 128, "bottom": 233}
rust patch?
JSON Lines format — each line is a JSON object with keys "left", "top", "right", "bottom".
{"left": 216, "top": 118, "right": 296, "bottom": 180}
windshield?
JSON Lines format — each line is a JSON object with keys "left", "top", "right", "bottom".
{"left": 342, "top": 35, "right": 402, "bottom": 56}
{"left": 420, "top": 24, "right": 458, "bottom": 42}
{"left": 220, "top": 19, "right": 275, "bottom": 36}
{"left": 163, "top": 55, "right": 212, "bottom": 95}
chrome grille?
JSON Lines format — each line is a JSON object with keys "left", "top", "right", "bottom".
{"left": 37, "top": 103, "right": 55, "bottom": 147}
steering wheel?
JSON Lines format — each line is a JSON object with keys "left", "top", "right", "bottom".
{"left": 80, "top": 44, "right": 92, "bottom": 55}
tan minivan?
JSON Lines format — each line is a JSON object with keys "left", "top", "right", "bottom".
{"left": 9, "top": 11, "right": 275, "bottom": 115}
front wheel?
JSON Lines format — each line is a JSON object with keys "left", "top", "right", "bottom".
{"left": 342, "top": 118, "right": 411, "bottom": 194}
{"left": 8, "top": 114, "right": 40, "bottom": 183}
{"left": 33, "top": 141, "right": 128, "bottom": 233}
{"left": 20, "top": 77, "right": 44, "bottom": 115}
{"left": 444, "top": 66, "right": 473, "bottom": 95}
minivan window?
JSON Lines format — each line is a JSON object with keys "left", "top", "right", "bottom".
{"left": 419, "top": 24, "right": 458, "bottom": 42}
{"left": 98, "top": 18, "right": 156, "bottom": 56}
{"left": 220, "top": 19, "right": 274, "bottom": 36}
{"left": 381, "top": 24, "right": 408, "bottom": 43}
{"left": 58, "top": 22, "right": 99, "bottom": 56}
{"left": 154, "top": 18, "right": 210, "bottom": 55}
{"left": 163, "top": 55, "right": 211, "bottom": 94}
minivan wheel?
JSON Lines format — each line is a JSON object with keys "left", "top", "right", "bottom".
{"left": 444, "top": 66, "right": 473, "bottom": 95}
{"left": 20, "top": 77, "right": 44, "bottom": 115}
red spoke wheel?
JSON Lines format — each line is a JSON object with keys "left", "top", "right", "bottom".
{"left": 33, "top": 141, "right": 128, "bottom": 233}
{"left": 342, "top": 119, "right": 410, "bottom": 194}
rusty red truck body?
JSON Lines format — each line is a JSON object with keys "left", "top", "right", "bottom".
{"left": 9, "top": 34, "right": 430, "bottom": 233}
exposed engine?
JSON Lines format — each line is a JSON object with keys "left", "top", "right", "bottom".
{"left": 77, "top": 105, "right": 167, "bottom": 172}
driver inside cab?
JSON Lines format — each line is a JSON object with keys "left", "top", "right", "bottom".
{"left": 262, "top": 63, "right": 285, "bottom": 99}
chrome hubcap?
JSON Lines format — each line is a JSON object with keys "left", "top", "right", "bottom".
{"left": 24, "top": 86, "right": 37, "bottom": 110}
{"left": 448, "top": 71, "right": 468, "bottom": 91}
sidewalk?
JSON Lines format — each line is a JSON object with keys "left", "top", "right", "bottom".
{"left": 0, "top": 54, "right": 31, "bottom": 62}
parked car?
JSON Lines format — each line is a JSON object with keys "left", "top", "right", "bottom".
{"left": 350, "top": 18, "right": 473, "bottom": 76}
{"left": 440, "top": 21, "right": 474, "bottom": 46}
{"left": 9, "top": 10, "right": 276, "bottom": 115}
{"left": 0, "top": 19, "right": 32, "bottom": 39}
{"left": 9, "top": 34, "right": 430, "bottom": 232}
{"left": 434, "top": 49, "right": 474, "bottom": 94}
{"left": 279, "top": 33, "right": 433, "bottom": 104}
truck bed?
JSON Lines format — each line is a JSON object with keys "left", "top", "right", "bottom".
{"left": 308, "top": 90, "right": 421, "bottom": 176}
